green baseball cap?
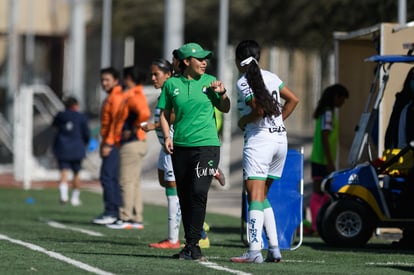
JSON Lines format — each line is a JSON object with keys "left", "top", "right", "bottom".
{"left": 177, "top": 43, "right": 212, "bottom": 60}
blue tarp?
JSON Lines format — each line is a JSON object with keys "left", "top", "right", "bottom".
{"left": 242, "top": 149, "right": 303, "bottom": 250}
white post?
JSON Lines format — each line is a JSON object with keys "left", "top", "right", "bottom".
{"left": 124, "top": 36, "right": 135, "bottom": 67}
{"left": 217, "top": 0, "right": 231, "bottom": 189}
{"left": 14, "top": 86, "right": 34, "bottom": 189}
{"left": 24, "top": 0, "right": 35, "bottom": 84}
{"left": 7, "top": 0, "right": 19, "bottom": 121}
{"left": 217, "top": 0, "right": 229, "bottom": 82}
{"left": 100, "top": 0, "right": 112, "bottom": 103}
{"left": 69, "top": 0, "right": 86, "bottom": 109}
{"left": 163, "top": 0, "right": 184, "bottom": 59}
{"left": 23, "top": 87, "right": 34, "bottom": 190}
{"left": 398, "top": 0, "right": 406, "bottom": 25}
{"left": 101, "top": 0, "right": 112, "bottom": 68}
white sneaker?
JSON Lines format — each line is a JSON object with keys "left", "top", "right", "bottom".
{"left": 92, "top": 215, "right": 117, "bottom": 225}
{"left": 132, "top": 222, "right": 145, "bottom": 230}
{"left": 59, "top": 182, "right": 69, "bottom": 203}
{"left": 70, "top": 189, "right": 81, "bottom": 206}
{"left": 106, "top": 220, "right": 144, "bottom": 230}
{"left": 106, "top": 220, "right": 133, "bottom": 229}
{"left": 231, "top": 251, "right": 263, "bottom": 263}
{"left": 265, "top": 247, "right": 282, "bottom": 262}
{"left": 70, "top": 197, "right": 82, "bottom": 206}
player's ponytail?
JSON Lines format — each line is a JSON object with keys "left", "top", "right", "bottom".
{"left": 236, "top": 40, "right": 281, "bottom": 117}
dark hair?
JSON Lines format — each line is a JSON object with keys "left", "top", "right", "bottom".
{"left": 123, "top": 66, "right": 147, "bottom": 84}
{"left": 63, "top": 96, "right": 78, "bottom": 109}
{"left": 384, "top": 66, "right": 414, "bottom": 148}
{"left": 100, "top": 67, "right": 120, "bottom": 79}
{"left": 151, "top": 58, "right": 173, "bottom": 74}
{"left": 173, "top": 48, "right": 188, "bottom": 73}
{"left": 313, "top": 84, "right": 349, "bottom": 119}
{"left": 399, "top": 66, "right": 414, "bottom": 100}
{"left": 172, "top": 49, "right": 179, "bottom": 59}
{"left": 178, "top": 60, "right": 187, "bottom": 73}
{"left": 235, "top": 40, "right": 281, "bottom": 118}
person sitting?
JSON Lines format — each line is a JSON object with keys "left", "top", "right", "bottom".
{"left": 384, "top": 67, "right": 414, "bottom": 248}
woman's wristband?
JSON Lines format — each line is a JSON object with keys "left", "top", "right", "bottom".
{"left": 217, "top": 89, "right": 226, "bottom": 96}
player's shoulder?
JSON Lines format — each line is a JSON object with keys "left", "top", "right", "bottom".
{"left": 261, "top": 69, "right": 279, "bottom": 80}
{"left": 202, "top": 73, "right": 216, "bottom": 82}
{"left": 236, "top": 73, "right": 247, "bottom": 87}
{"left": 163, "top": 75, "right": 182, "bottom": 87}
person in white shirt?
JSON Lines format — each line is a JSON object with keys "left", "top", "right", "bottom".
{"left": 231, "top": 40, "right": 299, "bottom": 264}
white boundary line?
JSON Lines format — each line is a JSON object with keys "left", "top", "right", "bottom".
{"left": 0, "top": 234, "right": 114, "bottom": 275}
{"left": 45, "top": 220, "right": 104, "bottom": 237}
{"left": 283, "top": 259, "right": 325, "bottom": 264}
{"left": 366, "top": 261, "right": 414, "bottom": 267}
{"left": 199, "top": 261, "right": 253, "bottom": 275}
{"left": 200, "top": 258, "right": 326, "bottom": 274}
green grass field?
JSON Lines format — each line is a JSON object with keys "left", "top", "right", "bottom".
{"left": 0, "top": 187, "right": 413, "bottom": 275}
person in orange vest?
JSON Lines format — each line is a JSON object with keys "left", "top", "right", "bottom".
{"left": 106, "top": 66, "right": 151, "bottom": 230}
{"left": 92, "top": 67, "right": 125, "bottom": 225}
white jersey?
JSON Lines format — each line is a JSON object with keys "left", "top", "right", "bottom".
{"left": 236, "top": 69, "right": 286, "bottom": 135}
{"left": 237, "top": 69, "right": 287, "bottom": 180}
{"left": 154, "top": 107, "right": 174, "bottom": 145}
{"left": 154, "top": 106, "right": 175, "bottom": 181}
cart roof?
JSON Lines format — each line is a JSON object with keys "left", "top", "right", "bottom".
{"left": 365, "top": 55, "right": 414, "bottom": 63}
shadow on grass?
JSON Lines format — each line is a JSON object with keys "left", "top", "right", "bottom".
{"left": 210, "top": 226, "right": 241, "bottom": 235}
{"left": 303, "top": 236, "right": 414, "bottom": 254}
{"left": 37, "top": 237, "right": 142, "bottom": 247}
{"left": 374, "top": 264, "right": 414, "bottom": 274}
{"left": 37, "top": 216, "right": 101, "bottom": 227}
{"left": 76, "top": 251, "right": 177, "bottom": 260}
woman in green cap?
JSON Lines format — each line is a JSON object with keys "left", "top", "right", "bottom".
{"left": 157, "top": 42, "right": 230, "bottom": 261}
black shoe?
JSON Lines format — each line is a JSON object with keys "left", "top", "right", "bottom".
{"left": 190, "top": 244, "right": 207, "bottom": 261}
{"left": 172, "top": 245, "right": 191, "bottom": 260}
{"left": 172, "top": 244, "right": 206, "bottom": 261}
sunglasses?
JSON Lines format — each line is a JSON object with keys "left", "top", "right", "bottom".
{"left": 192, "top": 57, "right": 208, "bottom": 62}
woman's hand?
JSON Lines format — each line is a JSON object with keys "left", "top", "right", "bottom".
{"left": 210, "top": 80, "right": 226, "bottom": 94}
{"left": 100, "top": 144, "right": 112, "bottom": 158}
{"left": 164, "top": 136, "right": 174, "bottom": 154}
{"left": 141, "top": 122, "right": 158, "bottom": 132}
{"left": 210, "top": 80, "right": 230, "bottom": 112}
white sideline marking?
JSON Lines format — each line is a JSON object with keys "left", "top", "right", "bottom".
{"left": 199, "top": 261, "right": 253, "bottom": 275}
{"left": 45, "top": 219, "right": 103, "bottom": 237}
{"left": 366, "top": 261, "right": 414, "bottom": 267}
{"left": 284, "top": 259, "right": 325, "bottom": 264}
{"left": 0, "top": 234, "right": 114, "bottom": 275}
{"left": 209, "top": 256, "right": 325, "bottom": 264}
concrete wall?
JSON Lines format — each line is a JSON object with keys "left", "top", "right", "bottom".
{"left": 0, "top": 0, "right": 71, "bottom": 64}
{"left": 261, "top": 46, "right": 324, "bottom": 134}
{"left": 0, "top": 0, "right": 94, "bottom": 35}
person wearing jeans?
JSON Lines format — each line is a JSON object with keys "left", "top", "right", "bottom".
{"left": 92, "top": 67, "right": 125, "bottom": 225}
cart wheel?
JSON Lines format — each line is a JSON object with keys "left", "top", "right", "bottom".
{"left": 316, "top": 200, "right": 331, "bottom": 243}
{"left": 321, "top": 199, "right": 375, "bottom": 247}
